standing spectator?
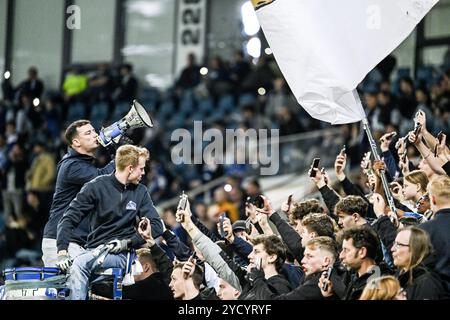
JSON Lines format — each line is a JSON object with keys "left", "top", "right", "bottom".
{"left": 41, "top": 120, "right": 115, "bottom": 267}
{"left": 1, "top": 143, "right": 27, "bottom": 226}
{"left": 26, "top": 140, "right": 55, "bottom": 192}
{"left": 113, "top": 63, "right": 138, "bottom": 104}
{"left": 230, "top": 51, "right": 251, "bottom": 95}
{"left": 62, "top": 67, "right": 88, "bottom": 103}
{"left": 169, "top": 260, "right": 204, "bottom": 300}
{"left": 26, "top": 140, "right": 56, "bottom": 211}
{"left": 175, "top": 53, "right": 201, "bottom": 91}
{"left": 251, "top": 237, "right": 337, "bottom": 300}
{"left": 420, "top": 176, "right": 450, "bottom": 295}
{"left": 15, "top": 67, "right": 44, "bottom": 101}
{"left": 397, "top": 77, "right": 416, "bottom": 121}
{"left": 391, "top": 227, "right": 444, "bottom": 299}
{"left": 402, "top": 171, "right": 429, "bottom": 214}
{"left": 321, "top": 226, "right": 387, "bottom": 300}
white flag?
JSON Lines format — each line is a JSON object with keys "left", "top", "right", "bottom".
{"left": 254, "top": 0, "right": 438, "bottom": 124}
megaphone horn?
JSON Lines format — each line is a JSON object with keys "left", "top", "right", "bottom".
{"left": 98, "top": 100, "right": 153, "bottom": 147}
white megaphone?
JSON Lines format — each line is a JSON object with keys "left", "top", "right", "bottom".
{"left": 98, "top": 100, "right": 153, "bottom": 147}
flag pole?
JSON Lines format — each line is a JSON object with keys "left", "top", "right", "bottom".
{"left": 352, "top": 90, "right": 397, "bottom": 215}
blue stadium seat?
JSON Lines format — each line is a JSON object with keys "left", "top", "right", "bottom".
{"left": 90, "top": 102, "right": 109, "bottom": 129}
{"left": 218, "top": 94, "right": 235, "bottom": 114}
{"left": 416, "top": 66, "right": 434, "bottom": 88}
{"left": 198, "top": 97, "right": 215, "bottom": 116}
{"left": 179, "top": 90, "right": 195, "bottom": 114}
{"left": 112, "top": 102, "right": 130, "bottom": 120}
{"left": 238, "top": 93, "right": 255, "bottom": 108}
{"left": 66, "top": 102, "right": 86, "bottom": 124}
{"left": 157, "top": 99, "right": 176, "bottom": 121}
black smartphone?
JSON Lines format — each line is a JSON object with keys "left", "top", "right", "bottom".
{"left": 287, "top": 194, "right": 293, "bottom": 212}
{"left": 322, "top": 267, "right": 333, "bottom": 291}
{"left": 254, "top": 195, "right": 265, "bottom": 209}
{"left": 309, "top": 158, "right": 321, "bottom": 177}
{"left": 413, "top": 124, "right": 422, "bottom": 137}
{"left": 437, "top": 131, "right": 444, "bottom": 144}
{"left": 219, "top": 213, "right": 228, "bottom": 237}
{"left": 140, "top": 217, "right": 148, "bottom": 230}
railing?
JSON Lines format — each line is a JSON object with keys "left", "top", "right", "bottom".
{"left": 155, "top": 127, "right": 345, "bottom": 211}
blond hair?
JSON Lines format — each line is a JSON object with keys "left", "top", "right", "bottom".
{"left": 404, "top": 170, "right": 429, "bottom": 194}
{"left": 305, "top": 236, "right": 337, "bottom": 263}
{"left": 427, "top": 175, "right": 450, "bottom": 203}
{"left": 115, "top": 145, "right": 149, "bottom": 171}
{"left": 360, "top": 276, "right": 401, "bottom": 300}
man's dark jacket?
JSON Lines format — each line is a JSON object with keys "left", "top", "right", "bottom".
{"left": 43, "top": 148, "right": 115, "bottom": 245}
{"left": 420, "top": 208, "right": 450, "bottom": 294}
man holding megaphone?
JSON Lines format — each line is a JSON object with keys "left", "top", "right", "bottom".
{"left": 42, "top": 100, "right": 153, "bottom": 267}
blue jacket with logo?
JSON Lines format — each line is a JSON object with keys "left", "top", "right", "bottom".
{"left": 57, "top": 173, "right": 163, "bottom": 251}
{"left": 43, "top": 148, "right": 115, "bottom": 245}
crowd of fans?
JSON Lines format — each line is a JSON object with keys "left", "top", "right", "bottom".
{"left": 0, "top": 49, "right": 449, "bottom": 300}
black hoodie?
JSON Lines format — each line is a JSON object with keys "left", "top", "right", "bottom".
{"left": 57, "top": 173, "right": 163, "bottom": 251}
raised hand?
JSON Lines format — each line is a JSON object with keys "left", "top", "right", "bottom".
{"left": 335, "top": 153, "right": 347, "bottom": 181}
{"left": 380, "top": 132, "right": 397, "bottom": 152}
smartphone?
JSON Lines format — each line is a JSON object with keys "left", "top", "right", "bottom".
{"left": 140, "top": 217, "right": 148, "bottom": 230}
{"left": 177, "top": 191, "right": 188, "bottom": 222}
{"left": 322, "top": 267, "right": 333, "bottom": 291}
{"left": 401, "top": 152, "right": 407, "bottom": 163}
{"left": 219, "top": 213, "right": 228, "bottom": 238}
{"left": 339, "top": 145, "right": 346, "bottom": 156}
{"left": 254, "top": 257, "right": 262, "bottom": 270}
{"left": 254, "top": 195, "right": 265, "bottom": 209}
{"left": 309, "top": 158, "right": 321, "bottom": 177}
{"left": 437, "top": 131, "right": 444, "bottom": 144}
{"left": 413, "top": 124, "right": 422, "bottom": 137}
{"left": 287, "top": 194, "right": 293, "bottom": 212}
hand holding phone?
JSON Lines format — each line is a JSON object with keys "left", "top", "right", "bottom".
{"left": 434, "top": 131, "right": 444, "bottom": 157}
{"left": 339, "top": 145, "right": 346, "bottom": 156}
{"left": 254, "top": 257, "right": 262, "bottom": 270}
{"left": 322, "top": 267, "right": 333, "bottom": 291}
{"left": 219, "top": 213, "right": 228, "bottom": 238}
{"left": 287, "top": 194, "right": 293, "bottom": 212}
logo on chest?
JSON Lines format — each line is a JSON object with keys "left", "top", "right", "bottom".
{"left": 126, "top": 200, "right": 137, "bottom": 210}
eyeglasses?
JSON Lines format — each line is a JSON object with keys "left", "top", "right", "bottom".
{"left": 393, "top": 241, "right": 410, "bottom": 249}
